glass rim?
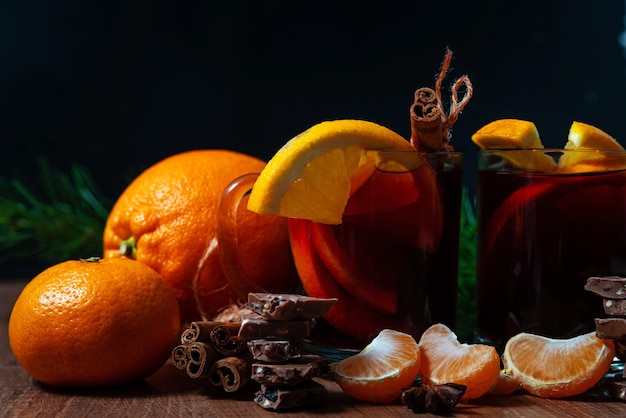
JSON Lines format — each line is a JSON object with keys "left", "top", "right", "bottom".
{"left": 479, "top": 148, "right": 626, "bottom": 155}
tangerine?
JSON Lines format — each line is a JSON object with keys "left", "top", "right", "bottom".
{"left": 502, "top": 331, "right": 615, "bottom": 398}
{"left": 8, "top": 257, "right": 180, "bottom": 387}
{"left": 334, "top": 329, "right": 421, "bottom": 403}
{"left": 418, "top": 323, "right": 500, "bottom": 400}
{"left": 103, "top": 150, "right": 297, "bottom": 321}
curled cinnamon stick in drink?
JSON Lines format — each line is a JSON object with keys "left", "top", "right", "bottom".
{"left": 410, "top": 87, "right": 444, "bottom": 153}
{"left": 171, "top": 344, "right": 189, "bottom": 370}
{"left": 410, "top": 47, "right": 473, "bottom": 152}
{"left": 186, "top": 342, "right": 220, "bottom": 379}
{"left": 208, "top": 356, "right": 252, "bottom": 392}
{"left": 209, "top": 322, "right": 245, "bottom": 356}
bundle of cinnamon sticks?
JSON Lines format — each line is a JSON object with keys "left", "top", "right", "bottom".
{"left": 172, "top": 319, "right": 252, "bottom": 392}
{"left": 171, "top": 292, "right": 337, "bottom": 410}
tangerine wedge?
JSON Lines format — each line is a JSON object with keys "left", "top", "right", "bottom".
{"left": 502, "top": 331, "right": 615, "bottom": 398}
{"left": 418, "top": 323, "right": 500, "bottom": 400}
{"left": 334, "top": 329, "right": 421, "bottom": 403}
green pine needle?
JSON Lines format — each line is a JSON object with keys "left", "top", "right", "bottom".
{"left": 456, "top": 187, "right": 477, "bottom": 342}
{"left": 0, "top": 159, "right": 112, "bottom": 264}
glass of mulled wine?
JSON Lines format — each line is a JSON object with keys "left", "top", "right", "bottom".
{"left": 475, "top": 149, "right": 626, "bottom": 351}
{"left": 289, "top": 151, "right": 463, "bottom": 358}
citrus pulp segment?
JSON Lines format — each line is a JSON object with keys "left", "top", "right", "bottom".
{"left": 502, "top": 332, "right": 615, "bottom": 398}
{"left": 418, "top": 323, "right": 500, "bottom": 400}
{"left": 247, "top": 119, "right": 418, "bottom": 225}
{"left": 334, "top": 329, "right": 421, "bottom": 403}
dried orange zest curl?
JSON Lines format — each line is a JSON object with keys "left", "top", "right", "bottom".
{"left": 410, "top": 47, "right": 473, "bottom": 152}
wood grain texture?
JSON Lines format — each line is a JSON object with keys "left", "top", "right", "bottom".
{"left": 1, "top": 278, "right": 624, "bottom": 417}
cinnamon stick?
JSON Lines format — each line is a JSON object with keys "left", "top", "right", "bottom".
{"left": 186, "top": 342, "right": 220, "bottom": 379}
{"left": 410, "top": 47, "right": 473, "bottom": 152}
{"left": 209, "top": 322, "right": 245, "bottom": 356}
{"left": 410, "top": 87, "right": 444, "bottom": 152}
{"left": 181, "top": 321, "right": 219, "bottom": 345}
{"left": 171, "top": 344, "right": 189, "bottom": 370}
{"left": 208, "top": 355, "right": 252, "bottom": 392}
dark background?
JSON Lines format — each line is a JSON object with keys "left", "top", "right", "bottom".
{"left": 2, "top": 1, "right": 625, "bottom": 199}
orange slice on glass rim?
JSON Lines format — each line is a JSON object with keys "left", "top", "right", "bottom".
{"left": 471, "top": 119, "right": 557, "bottom": 172}
{"left": 558, "top": 121, "right": 626, "bottom": 172}
{"left": 247, "top": 119, "right": 422, "bottom": 225}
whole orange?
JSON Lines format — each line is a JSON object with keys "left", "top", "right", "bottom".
{"left": 8, "top": 257, "right": 181, "bottom": 387}
{"left": 103, "top": 150, "right": 297, "bottom": 321}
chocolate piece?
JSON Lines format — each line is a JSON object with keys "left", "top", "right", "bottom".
{"left": 248, "top": 293, "right": 337, "bottom": 321}
{"left": 248, "top": 339, "right": 301, "bottom": 363}
{"left": 251, "top": 355, "right": 332, "bottom": 386}
{"left": 254, "top": 380, "right": 328, "bottom": 410}
{"left": 585, "top": 276, "right": 626, "bottom": 299}
{"left": 595, "top": 317, "right": 626, "bottom": 340}
{"left": 608, "top": 380, "right": 626, "bottom": 402}
{"left": 238, "top": 313, "right": 315, "bottom": 340}
{"left": 602, "top": 298, "right": 626, "bottom": 316}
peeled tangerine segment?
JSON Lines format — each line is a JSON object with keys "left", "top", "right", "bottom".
{"left": 503, "top": 331, "right": 615, "bottom": 398}
{"left": 419, "top": 323, "right": 500, "bottom": 400}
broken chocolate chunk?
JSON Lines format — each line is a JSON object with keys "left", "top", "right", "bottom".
{"left": 602, "top": 298, "right": 626, "bottom": 316}
{"left": 595, "top": 317, "right": 626, "bottom": 340}
{"left": 248, "top": 293, "right": 337, "bottom": 321}
{"left": 238, "top": 313, "right": 316, "bottom": 340}
{"left": 248, "top": 339, "right": 302, "bottom": 363}
{"left": 251, "top": 355, "right": 332, "bottom": 386}
{"left": 585, "top": 276, "right": 626, "bottom": 299}
{"left": 254, "top": 380, "right": 328, "bottom": 410}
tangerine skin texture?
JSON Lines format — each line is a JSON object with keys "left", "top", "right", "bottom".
{"left": 103, "top": 150, "right": 296, "bottom": 321}
{"left": 8, "top": 258, "right": 181, "bottom": 387}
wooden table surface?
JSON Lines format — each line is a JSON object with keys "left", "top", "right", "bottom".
{"left": 1, "top": 278, "right": 624, "bottom": 417}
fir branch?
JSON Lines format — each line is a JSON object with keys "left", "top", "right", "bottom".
{"left": 456, "top": 187, "right": 477, "bottom": 342}
{"left": 0, "top": 159, "right": 113, "bottom": 264}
